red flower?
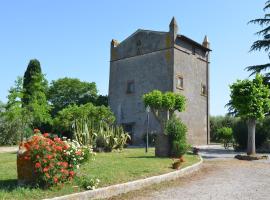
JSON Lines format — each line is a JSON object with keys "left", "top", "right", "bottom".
{"left": 54, "top": 177, "right": 58, "bottom": 183}
{"left": 35, "top": 162, "right": 41, "bottom": 168}
{"left": 36, "top": 155, "right": 40, "bottom": 159}
{"left": 43, "top": 167, "right": 49, "bottom": 172}
{"left": 55, "top": 146, "right": 62, "bottom": 151}
{"left": 46, "top": 155, "right": 53, "bottom": 160}
{"left": 62, "top": 162, "right": 68, "bottom": 168}
{"left": 54, "top": 137, "right": 61, "bottom": 142}
{"left": 43, "top": 159, "right": 47, "bottom": 163}
{"left": 43, "top": 133, "right": 49, "bottom": 137}
{"left": 75, "top": 151, "right": 82, "bottom": 156}
{"left": 69, "top": 171, "right": 75, "bottom": 177}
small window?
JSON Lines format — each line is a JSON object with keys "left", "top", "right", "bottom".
{"left": 126, "top": 80, "right": 135, "bottom": 94}
{"left": 192, "top": 46, "right": 196, "bottom": 55}
{"left": 176, "top": 75, "right": 184, "bottom": 90}
{"left": 201, "top": 84, "right": 207, "bottom": 96}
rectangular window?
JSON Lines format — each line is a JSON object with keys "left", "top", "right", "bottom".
{"left": 126, "top": 80, "right": 135, "bottom": 94}
{"left": 176, "top": 75, "right": 184, "bottom": 90}
{"left": 201, "top": 83, "right": 207, "bottom": 96}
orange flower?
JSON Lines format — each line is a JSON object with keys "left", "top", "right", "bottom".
{"left": 43, "top": 167, "right": 49, "bottom": 172}
{"left": 54, "top": 177, "right": 58, "bottom": 183}
{"left": 43, "top": 133, "right": 49, "bottom": 137}
{"left": 46, "top": 155, "right": 53, "bottom": 160}
{"left": 35, "top": 162, "right": 41, "bottom": 168}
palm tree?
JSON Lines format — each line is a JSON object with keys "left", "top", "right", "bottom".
{"left": 246, "top": 1, "right": 270, "bottom": 81}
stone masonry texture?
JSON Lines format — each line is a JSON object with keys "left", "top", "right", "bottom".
{"left": 108, "top": 17, "right": 211, "bottom": 145}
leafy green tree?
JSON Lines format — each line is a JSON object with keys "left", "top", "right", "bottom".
{"left": 246, "top": 1, "right": 270, "bottom": 80}
{"left": 48, "top": 78, "right": 98, "bottom": 115}
{"left": 96, "top": 95, "right": 108, "bottom": 107}
{"left": 227, "top": 74, "right": 270, "bottom": 155}
{"left": 143, "top": 90, "right": 186, "bottom": 132}
{"left": 22, "top": 59, "right": 51, "bottom": 127}
{"left": 0, "top": 77, "right": 32, "bottom": 144}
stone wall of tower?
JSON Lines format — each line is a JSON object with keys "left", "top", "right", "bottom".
{"left": 109, "top": 35, "right": 174, "bottom": 143}
{"left": 173, "top": 40, "right": 209, "bottom": 145}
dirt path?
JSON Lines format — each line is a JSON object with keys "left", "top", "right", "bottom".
{"left": 111, "top": 146, "right": 270, "bottom": 200}
{"left": 0, "top": 146, "right": 18, "bottom": 153}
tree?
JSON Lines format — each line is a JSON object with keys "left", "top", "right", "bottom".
{"left": 143, "top": 90, "right": 186, "bottom": 156}
{"left": 143, "top": 90, "right": 186, "bottom": 132}
{"left": 246, "top": 1, "right": 270, "bottom": 80}
{"left": 96, "top": 95, "right": 108, "bottom": 107}
{"left": 0, "top": 77, "right": 32, "bottom": 144}
{"left": 48, "top": 78, "right": 98, "bottom": 115}
{"left": 22, "top": 59, "right": 51, "bottom": 128}
{"left": 227, "top": 74, "right": 270, "bottom": 155}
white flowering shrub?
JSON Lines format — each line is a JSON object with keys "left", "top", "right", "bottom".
{"left": 63, "top": 139, "right": 95, "bottom": 169}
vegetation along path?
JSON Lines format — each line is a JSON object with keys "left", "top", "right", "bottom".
{"left": 112, "top": 145, "right": 270, "bottom": 200}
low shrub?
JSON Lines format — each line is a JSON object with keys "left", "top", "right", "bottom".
{"left": 75, "top": 174, "right": 100, "bottom": 190}
{"left": 165, "top": 115, "right": 189, "bottom": 157}
{"left": 19, "top": 130, "right": 94, "bottom": 187}
{"left": 216, "top": 127, "right": 233, "bottom": 149}
{"left": 95, "top": 124, "right": 130, "bottom": 152}
{"left": 211, "top": 115, "right": 270, "bottom": 150}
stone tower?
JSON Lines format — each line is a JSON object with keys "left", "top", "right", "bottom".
{"left": 109, "top": 17, "right": 211, "bottom": 146}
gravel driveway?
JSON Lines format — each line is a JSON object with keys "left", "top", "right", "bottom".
{"left": 114, "top": 145, "right": 270, "bottom": 200}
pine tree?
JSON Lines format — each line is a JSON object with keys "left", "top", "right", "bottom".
{"left": 247, "top": 1, "right": 270, "bottom": 80}
{"left": 22, "top": 59, "right": 51, "bottom": 127}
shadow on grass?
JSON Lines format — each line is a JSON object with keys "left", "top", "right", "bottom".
{"left": 0, "top": 179, "right": 40, "bottom": 192}
{"left": 0, "top": 179, "right": 18, "bottom": 191}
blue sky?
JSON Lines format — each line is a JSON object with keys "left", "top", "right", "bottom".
{"left": 0, "top": 0, "right": 268, "bottom": 116}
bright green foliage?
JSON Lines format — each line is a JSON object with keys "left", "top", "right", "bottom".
{"left": 143, "top": 90, "right": 163, "bottom": 109}
{"left": 246, "top": 1, "right": 270, "bottom": 80}
{"left": 0, "top": 77, "right": 32, "bottom": 144}
{"left": 143, "top": 90, "right": 185, "bottom": 112}
{"left": 22, "top": 59, "right": 51, "bottom": 127}
{"left": 48, "top": 78, "right": 98, "bottom": 115}
{"left": 216, "top": 127, "right": 233, "bottom": 149}
{"left": 165, "top": 115, "right": 189, "bottom": 157}
{"left": 228, "top": 74, "right": 270, "bottom": 120}
{"left": 143, "top": 90, "right": 186, "bottom": 133}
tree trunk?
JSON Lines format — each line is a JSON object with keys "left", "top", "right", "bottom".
{"left": 247, "top": 119, "right": 256, "bottom": 155}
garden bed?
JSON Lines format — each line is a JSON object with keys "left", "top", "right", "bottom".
{"left": 0, "top": 148, "right": 199, "bottom": 200}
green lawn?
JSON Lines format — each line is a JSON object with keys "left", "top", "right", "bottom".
{"left": 0, "top": 148, "right": 200, "bottom": 200}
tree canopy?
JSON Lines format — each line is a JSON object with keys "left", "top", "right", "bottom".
{"left": 228, "top": 74, "right": 270, "bottom": 120}
{"left": 246, "top": 1, "right": 270, "bottom": 80}
{"left": 48, "top": 77, "right": 98, "bottom": 115}
{"left": 143, "top": 90, "right": 186, "bottom": 131}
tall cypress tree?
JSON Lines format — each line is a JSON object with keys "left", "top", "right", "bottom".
{"left": 22, "top": 59, "right": 51, "bottom": 128}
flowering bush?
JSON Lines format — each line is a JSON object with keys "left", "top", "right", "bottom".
{"left": 19, "top": 129, "right": 94, "bottom": 187}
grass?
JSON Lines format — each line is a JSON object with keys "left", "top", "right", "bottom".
{"left": 0, "top": 148, "right": 200, "bottom": 200}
